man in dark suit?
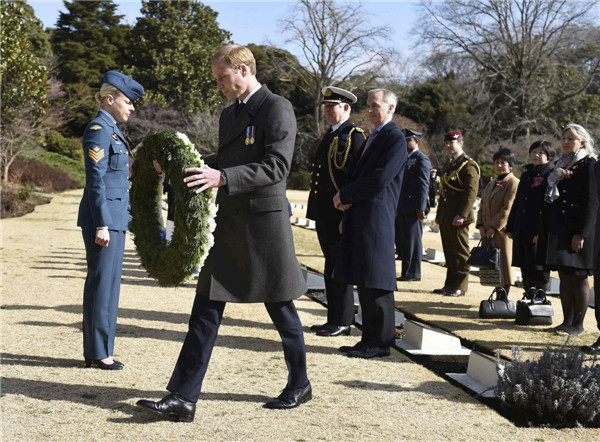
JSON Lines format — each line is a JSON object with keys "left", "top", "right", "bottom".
{"left": 137, "top": 45, "right": 310, "bottom": 422}
{"left": 581, "top": 160, "right": 600, "bottom": 353}
{"left": 307, "top": 86, "right": 365, "bottom": 337}
{"left": 395, "top": 129, "right": 431, "bottom": 282}
{"left": 434, "top": 131, "right": 480, "bottom": 297}
{"left": 332, "top": 88, "right": 407, "bottom": 359}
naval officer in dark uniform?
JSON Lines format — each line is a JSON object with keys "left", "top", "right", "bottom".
{"left": 307, "top": 86, "right": 365, "bottom": 337}
{"left": 77, "top": 71, "right": 144, "bottom": 370}
{"left": 395, "top": 129, "right": 431, "bottom": 281}
{"left": 433, "top": 131, "right": 480, "bottom": 297}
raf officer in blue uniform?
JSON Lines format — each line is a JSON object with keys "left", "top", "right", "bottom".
{"left": 395, "top": 129, "right": 431, "bottom": 281}
{"left": 307, "top": 86, "right": 365, "bottom": 337}
{"left": 77, "top": 71, "right": 144, "bottom": 370}
{"left": 333, "top": 89, "right": 407, "bottom": 359}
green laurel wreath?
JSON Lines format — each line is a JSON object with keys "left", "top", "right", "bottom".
{"left": 129, "top": 130, "right": 217, "bottom": 287}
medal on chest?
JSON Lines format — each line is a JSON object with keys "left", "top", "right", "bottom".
{"left": 245, "top": 125, "right": 256, "bottom": 145}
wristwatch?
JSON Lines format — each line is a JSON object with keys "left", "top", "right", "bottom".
{"left": 220, "top": 171, "right": 227, "bottom": 185}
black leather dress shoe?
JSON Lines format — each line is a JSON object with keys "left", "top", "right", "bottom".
{"left": 136, "top": 393, "right": 196, "bottom": 422}
{"left": 339, "top": 341, "right": 366, "bottom": 353}
{"left": 444, "top": 289, "right": 465, "bottom": 297}
{"left": 397, "top": 276, "right": 421, "bottom": 282}
{"left": 264, "top": 383, "right": 312, "bottom": 409}
{"left": 347, "top": 346, "right": 390, "bottom": 359}
{"left": 85, "top": 358, "right": 124, "bottom": 370}
{"left": 432, "top": 287, "right": 447, "bottom": 294}
{"left": 310, "top": 322, "right": 329, "bottom": 332}
{"left": 316, "top": 324, "right": 351, "bottom": 337}
{"left": 581, "top": 337, "right": 600, "bottom": 354}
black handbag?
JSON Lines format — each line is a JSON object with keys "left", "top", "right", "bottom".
{"left": 479, "top": 287, "right": 516, "bottom": 319}
{"left": 515, "top": 288, "right": 554, "bottom": 326}
{"left": 467, "top": 238, "right": 500, "bottom": 269}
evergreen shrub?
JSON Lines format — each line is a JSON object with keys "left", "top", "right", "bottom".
{"left": 288, "top": 171, "right": 311, "bottom": 190}
{"left": 497, "top": 346, "right": 600, "bottom": 428}
{"left": 44, "top": 130, "right": 83, "bottom": 161}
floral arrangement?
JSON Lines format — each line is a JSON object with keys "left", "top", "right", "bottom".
{"left": 129, "top": 130, "right": 218, "bottom": 286}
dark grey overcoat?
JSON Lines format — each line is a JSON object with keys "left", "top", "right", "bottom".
{"left": 196, "top": 85, "right": 307, "bottom": 303}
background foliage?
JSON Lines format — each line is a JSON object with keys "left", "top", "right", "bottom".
{"left": 1, "top": 0, "right": 600, "bottom": 192}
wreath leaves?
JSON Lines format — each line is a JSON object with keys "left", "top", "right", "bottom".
{"left": 130, "top": 130, "right": 217, "bottom": 287}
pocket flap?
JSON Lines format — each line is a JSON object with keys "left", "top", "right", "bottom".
{"left": 248, "top": 196, "right": 283, "bottom": 213}
{"left": 106, "top": 187, "right": 122, "bottom": 200}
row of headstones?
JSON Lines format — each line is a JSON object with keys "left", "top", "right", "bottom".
{"left": 302, "top": 268, "right": 585, "bottom": 399}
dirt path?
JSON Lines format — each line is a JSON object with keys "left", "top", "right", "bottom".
{"left": 1, "top": 189, "right": 598, "bottom": 440}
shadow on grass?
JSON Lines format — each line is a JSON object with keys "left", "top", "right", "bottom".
{"left": 0, "top": 375, "right": 270, "bottom": 423}
{"left": 335, "top": 378, "right": 471, "bottom": 401}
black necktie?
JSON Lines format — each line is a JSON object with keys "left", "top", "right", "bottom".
{"left": 236, "top": 101, "right": 245, "bottom": 116}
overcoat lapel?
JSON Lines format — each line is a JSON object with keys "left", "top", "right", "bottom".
{"left": 218, "top": 85, "right": 271, "bottom": 148}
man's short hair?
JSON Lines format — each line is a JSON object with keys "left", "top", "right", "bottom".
{"left": 213, "top": 44, "right": 257, "bottom": 75}
{"left": 368, "top": 88, "right": 397, "bottom": 110}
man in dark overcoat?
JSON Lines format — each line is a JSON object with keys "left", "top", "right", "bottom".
{"left": 137, "top": 45, "right": 310, "bottom": 422}
{"left": 395, "top": 129, "right": 431, "bottom": 281}
{"left": 582, "top": 160, "right": 600, "bottom": 353}
{"left": 434, "top": 131, "right": 480, "bottom": 297}
{"left": 306, "top": 86, "right": 365, "bottom": 337}
{"left": 332, "top": 88, "right": 407, "bottom": 359}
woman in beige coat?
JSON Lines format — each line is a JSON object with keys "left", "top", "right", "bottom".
{"left": 476, "top": 147, "right": 519, "bottom": 293}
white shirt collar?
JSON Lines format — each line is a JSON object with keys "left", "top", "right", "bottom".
{"left": 240, "top": 83, "right": 262, "bottom": 105}
{"left": 331, "top": 117, "right": 349, "bottom": 132}
{"left": 408, "top": 147, "right": 420, "bottom": 158}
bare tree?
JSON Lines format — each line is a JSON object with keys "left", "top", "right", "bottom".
{"left": 278, "top": 0, "right": 394, "bottom": 137}
{"left": 417, "top": 0, "right": 600, "bottom": 140}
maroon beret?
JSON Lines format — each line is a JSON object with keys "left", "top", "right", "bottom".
{"left": 444, "top": 131, "right": 463, "bottom": 141}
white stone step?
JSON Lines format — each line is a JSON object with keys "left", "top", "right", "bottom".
{"left": 423, "top": 248, "right": 444, "bottom": 263}
{"left": 395, "top": 319, "right": 470, "bottom": 355}
{"left": 446, "top": 351, "right": 504, "bottom": 398}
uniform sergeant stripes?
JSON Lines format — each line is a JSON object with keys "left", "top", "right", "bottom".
{"left": 88, "top": 147, "right": 105, "bottom": 163}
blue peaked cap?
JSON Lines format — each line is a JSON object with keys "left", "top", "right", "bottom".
{"left": 102, "top": 70, "right": 144, "bottom": 101}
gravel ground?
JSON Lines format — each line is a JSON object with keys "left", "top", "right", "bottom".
{"left": 1, "top": 189, "right": 599, "bottom": 440}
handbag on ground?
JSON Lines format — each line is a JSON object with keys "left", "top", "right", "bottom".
{"left": 479, "top": 286, "right": 516, "bottom": 319}
{"left": 515, "top": 287, "right": 554, "bottom": 326}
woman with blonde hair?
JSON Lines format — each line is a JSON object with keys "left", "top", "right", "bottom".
{"left": 77, "top": 71, "right": 144, "bottom": 369}
{"left": 538, "top": 123, "right": 598, "bottom": 336}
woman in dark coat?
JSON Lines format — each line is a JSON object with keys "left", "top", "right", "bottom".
{"left": 537, "top": 124, "right": 598, "bottom": 336}
{"left": 506, "top": 141, "right": 555, "bottom": 291}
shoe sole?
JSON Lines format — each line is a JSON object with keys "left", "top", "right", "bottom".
{"left": 264, "top": 393, "right": 312, "bottom": 409}
{"left": 135, "top": 403, "right": 194, "bottom": 422}
{"left": 316, "top": 330, "right": 351, "bottom": 337}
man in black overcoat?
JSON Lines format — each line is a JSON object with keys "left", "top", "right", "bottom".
{"left": 332, "top": 88, "right": 407, "bottom": 359}
{"left": 137, "top": 45, "right": 311, "bottom": 422}
{"left": 395, "top": 129, "right": 431, "bottom": 281}
{"left": 307, "top": 86, "right": 365, "bottom": 337}
{"left": 582, "top": 160, "right": 600, "bottom": 353}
